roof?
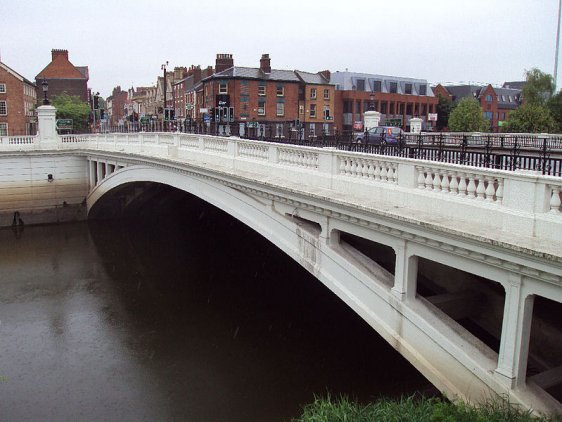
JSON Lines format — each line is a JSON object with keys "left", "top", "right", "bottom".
{"left": 442, "top": 85, "right": 482, "bottom": 101}
{"left": 0, "top": 61, "right": 35, "bottom": 86}
{"left": 503, "top": 81, "right": 526, "bottom": 90}
{"left": 330, "top": 71, "right": 434, "bottom": 96}
{"left": 295, "top": 70, "right": 329, "bottom": 85}
{"left": 36, "top": 54, "right": 87, "bottom": 80}
{"left": 206, "top": 66, "right": 301, "bottom": 82}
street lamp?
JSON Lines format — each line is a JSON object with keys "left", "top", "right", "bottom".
{"left": 42, "top": 79, "right": 49, "bottom": 105}
{"left": 369, "top": 93, "right": 375, "bottom": 111}
{"left": 161, "top": 61, "right": 168, "bottom": 123}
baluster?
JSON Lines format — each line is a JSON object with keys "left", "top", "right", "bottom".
{"left": 550, "top": 186, "right": 561, "bottom": 213}
{"left": 374, "top": 162, "right": 381, "bottom": 180}
{"left": 339, "top": 157, "right": 346, "bottom": 174}
{"left": 433, "top": 171, "right": 442, "bottom": 191}
{"left": 475, "top": 176, "right": 486, "bottom": 200}
{"left": 424, "top": 167, "right": 433, "bottom": 190}
{"left": 485, "top": 176, "right": 496, "bottom": 202}
{"left": 380, "top": 165, "right": 388, "bottom": 182}
{"left": 467, "top": 174, "right": 477, "bottom": 198}
{"left": 458, "top": 173, "right": 467, "bottom": 196}
{"left": 449, "top": 172, "right": 459, "bottom": 195}
{"left": 367, "top": 161, "right": 375, "bottom": 179}
{"left": 440, "top": 171, "right": 450, "bottom": 193}
{"left": 417, "top": 167, "right": 425, "bottom": 189}
{"left": 390, "top": 164, "right": 397, "bottom": 184}
{"left": 495, "top": 179, "right": 504, "bottom": 203}
{"left": 345, "top": 158, "right": 352, "bottom": 175}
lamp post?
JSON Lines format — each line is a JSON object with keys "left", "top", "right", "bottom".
{"left": 161, "top": 61, "right": 168, "bottom": 124}
{"left": 42, "top": 79, "right": 49, "bottom": 105}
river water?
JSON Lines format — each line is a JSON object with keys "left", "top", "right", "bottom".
{"left": 0, "top": 194, "right": 431, "bottom": 421}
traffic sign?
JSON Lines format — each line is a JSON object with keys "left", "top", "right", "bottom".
{"left": 56, "top": 119, "right": 73, "bottom": 130}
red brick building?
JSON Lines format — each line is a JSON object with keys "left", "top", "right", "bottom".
{"left": 35, "top": 49, "right": 89, "bottom": 103}
{"left": 433, "top": 83, "right": 522, "bottom": 132}
{"left": 330, "top": 71, "right": 438, "bottom": 132}
{"left": 0, "top": 61, "right": 37, "bottom": 136}
{"left": 197, "top": 53, "right": 335, "bottom": 138}
{"left": 106, "top": 86, "right": 128, "bottom": 126}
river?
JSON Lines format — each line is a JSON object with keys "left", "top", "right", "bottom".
{"left": 0, "top": 193, "right": 432, "bottom": 421}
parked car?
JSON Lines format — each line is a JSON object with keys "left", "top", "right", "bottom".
{"left": 353, "top": 126, "right": 404, "bottom": 145}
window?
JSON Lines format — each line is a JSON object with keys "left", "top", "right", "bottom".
{"left": 276, "top": 102, "right": 284, "bottom": 116}
{"left": 484, "top": 111, "right": 493, "bottom": 120}
{"left": 501, "top": 95, "right": 506, "bottom": 102}
{"left": 275, "top": 123, "right": 283, "bottom": 137}
{"left": 276, "top": 85, "right": 284, "bottom": 97}
{"left": 485, "top": 94, "right": 493, "bottom": 102}
{"left": 299, "top": 105, "right": 304, "bottom": 115}
{"left": 323, "top": 106, "right": 330, "bottom": 120}
{"left": 309, "top": 123, "right": 316, "bottom": 136}
{"left": 218, "top": 82, "right": 228, "bottom": 94}
{"left": 356, "top": 79, "right": 365, "bottom": 91}
{"left": 258, "top": 100, "right": 265, "bottom": 116}
{"left": 310, "top": 88, "right": 317, "bottom": 99}
{"left": 258, "top": 85, "right": 266, "bottom": 96}
{"left": 323, "top": 89, "right": 330, "bottom": 100}
{"left": 0, "top": 84, "right": 5, "bottom": 93}
{"left": 310, "top": 103, "right": 316, "bottom": 118}
{"left": 0, "top": 101, "right": 6, "bottom": 115}
{"left": 419, "top": 84, "right": 427, "bottom": 95}
{"left": 0, "top": 123, "right": 6, "bottom": 136}
{"left": 389, "top": 82, "right": 398, "bottom": 93}
{"left": 373, "top": 80, "right": 382, "bottom": 92}
{"left": 501, "top": 112, "right": 506, "bottom": 120}
{"left": 405, "top": 83, "right": 412, "bottom": 94}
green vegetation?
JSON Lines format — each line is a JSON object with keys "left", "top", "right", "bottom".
{"left": 294, "top": 395, "right": 560, "bottom": 422}
{"left": 448, "top": 98, "right": 489, "bottom": 132}
{"left": 503, "top": 104, "right": 557, "bottom": 133}
{"left": 51, "top": 94, "right": 91, "bottom": 133}
{"left": 436, "top": 94, "right": 455, "bottom": 131}
{"left": 522, "top": 68, "right": 555, "bottom": 107}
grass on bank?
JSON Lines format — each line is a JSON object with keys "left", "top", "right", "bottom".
{"left": 294, "top": 395, "right": 562, "bottom": 422}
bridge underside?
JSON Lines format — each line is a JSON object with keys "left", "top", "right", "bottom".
{"left": 87, "top": 162, "right": 562, "bottom": 415}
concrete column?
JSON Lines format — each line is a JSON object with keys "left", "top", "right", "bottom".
{"left": 96, "top": 161, "right": 103, "bottom": 185}
{"left": 37, "top": 105, "right": 58, "bottom": 147}
{"left": 495, "top": 274, "right": 534, "bottom": 388}
{"left": 364, "top": 111, "right": 381, "bottom": 130}
{"left": 89, "top": 160, "right": 96, "bottom": 189}
{"left": 392, "top": 241, "right": 418, "bottom": 301}
{"left": 410, "top": 117, "right": 422, "bottom": 134}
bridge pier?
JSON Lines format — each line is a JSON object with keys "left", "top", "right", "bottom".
{"left": 392, "top": 241, "right": 418, "bottom": 301}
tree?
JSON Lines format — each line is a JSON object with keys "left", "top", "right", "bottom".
{"left": 447, "top": 98, "right": 489, "bottom": 132}
{"left": 51, "top": 94, "right": 91, "bottom": 133}
{"left": 503, "top": 104, "right": 557, "bottom": 133}
{"left": 547, "top": 90, "right": 562, "bottom": 132}
{"left": 522, "top": 68, "right": 555, "bottom": 107}
{"left": 435, "top": 94, "right": 455, "bottom": 131}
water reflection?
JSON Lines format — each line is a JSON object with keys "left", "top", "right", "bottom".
{"left": 0, "top": 196, "right": 431, "bottom": 421}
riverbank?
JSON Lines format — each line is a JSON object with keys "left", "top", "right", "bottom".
{"left": 294, "top": 395, "right": 561, "bottom": 421}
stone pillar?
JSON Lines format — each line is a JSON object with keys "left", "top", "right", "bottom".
{"left": 89, "top": 160, "right": 96, "bottom": 189}
{"left": 495, "top": 274, "right": 534, "bottom": 388}
{"left": 392, "top": 241, "right": 418, "bottom": 300}
{"left": 363, "top": 111, "right": 381, "bottom": 131}
{"left": 37, "top": 105, "right": 58, "bottom": 147}
{"left": 410, "top": 117, "right": 422, "bottom": 134}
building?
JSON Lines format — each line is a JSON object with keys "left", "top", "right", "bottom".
{"left": 199, "top": 53, "right": 335, "bottom": 138}
{"left": 433, "top": 83, "right": 522, "bottom": 132}
{"left": 330, "top": 71, "right": 438, "bottom": 132}
{"left": 174, "top": 65, "right": 214, "bottom": 123}
{"left": 0, "top": 60, "right": 37, "bottom": 136}
{"left": 106, "top": 86, "right": 128, "bottom": 126}
{"left": 35, "top": 49, "right": 89, "bottom": 103}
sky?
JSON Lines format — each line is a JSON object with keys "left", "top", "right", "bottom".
{"left": 0, "top": 0, "right": 559, "bottom": 98}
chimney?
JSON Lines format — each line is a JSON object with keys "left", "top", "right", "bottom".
{"left": 174, "top": 66, "right": 188, "bottom": 80}
{"left": 52, "top": 49, "right": 69, "bottom": 61}
{"left": 260, "top": 54, "right": 271, "bottom": 74}
{"left": 215, "top": 54, "right": 234, "bottom": 73}
{"left": 190, "top": 65, "right": 202, "bottom": 83}
{"left": 319, "top": 70, "right": 331, "bottom": 82}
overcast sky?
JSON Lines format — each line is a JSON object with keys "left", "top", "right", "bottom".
{"left": 1, "top": 0, "right": 559, "bottom": 98}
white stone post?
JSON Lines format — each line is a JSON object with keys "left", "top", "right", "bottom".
{"left": 37, "top": 105, "right": 58, "bottom": 148}
{"left": 409, "top": 117, "right": 422, "bottom": 134}
{"left": 364, "top": 111, "right": 381, "bottom": 131}
{"left": 495, "top": 274, "right": 534, "bottom": 388}
{"left": 392, "top": 241, "right": 418, "bottom": 300}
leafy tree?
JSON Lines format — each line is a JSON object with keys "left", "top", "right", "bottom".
{"left": 503, "top": 104, "right": 557, "bottom": 133}
{"left": 522, "top": 68, "right": 555, "bottom": 107}
{"left": 447, "top": 98, "right": 489, "bottom": 132}
{"left": 51, "top": 94, "right": 91, "bottom": 133}
{"left": 435, "top": 94, "right": 455, "bottom": 131}
{"left": 547, "top": 90, "right": 562, "bottom": 132}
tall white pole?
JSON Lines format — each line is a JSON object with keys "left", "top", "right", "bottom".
{"left": 555, "top": 0, "right": 561, "bottom": 91}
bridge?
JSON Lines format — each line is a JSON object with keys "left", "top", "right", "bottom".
{"left": 1, "top": 106, "right": 562, "bottom": 414}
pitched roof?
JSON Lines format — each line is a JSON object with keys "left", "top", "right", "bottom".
{"left": 0, "top": 61, "right": 35, "bottom": 85}
{"left": 295, "top": 70, "right": 329, "bottom": 85}
{"left": 36, "top": 53, "right": 86, "bottom": 80}
{"left": 207, "top": 66, "right": 301, "bottom": 82}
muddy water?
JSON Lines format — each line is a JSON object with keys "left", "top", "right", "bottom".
{"left": 0, "top": 197, "right": 431, "bottom": 421}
